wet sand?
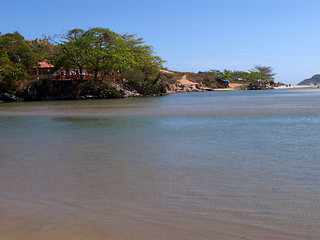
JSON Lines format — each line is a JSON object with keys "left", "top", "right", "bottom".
{"left": 0, "top": 200, "right": 312, "bottom": 240}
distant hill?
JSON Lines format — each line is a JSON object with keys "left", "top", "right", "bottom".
{"left": 298, "top": 74, "right": 320, "bottom": 85}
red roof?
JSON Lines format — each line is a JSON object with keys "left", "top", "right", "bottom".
{"left": 34, "top": 61, "right": 54, "bottom": 68}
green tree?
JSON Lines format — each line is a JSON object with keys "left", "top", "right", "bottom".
{"left": 0, "top": 32, "right": 38, "bottom": 70}
{"left": 0, "top": 32, "right": 39, "bottom": 92}
{"left": 245, "top": 70, "right": 264, "bottom": 83}
{"left": 122, "top": 33, "right": 165, "bottom": 72}
{"left": 29, "top": 37, "right": 55, "bottom": 62}
{"left": 83, "top": 28, "right": 124, "bottom": 79}
{"left": 207, "top": 69, "right": 222, "bottom": 79}
{"left": 253, "top": 65, "right": 275, "bottom": 84}
{"left": 0, "top": 49, "right": 27, "bottom": 93}
{"left": 53, "top": 28, "right": 165, "bottom": 79}
{"left": 53, "top": 29, "right": 89, "bottom": 77}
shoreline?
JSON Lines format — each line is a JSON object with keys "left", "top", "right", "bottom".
{"left": 273, "top": 85, "right": 318, "bottom": 89}
{"left": 1, "top": 82, "right": 317, "bottom": 103}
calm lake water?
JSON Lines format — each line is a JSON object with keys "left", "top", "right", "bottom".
{"left": 0, "top": 89, "right": 319, "bottom": 240}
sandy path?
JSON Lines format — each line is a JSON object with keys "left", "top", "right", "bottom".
{"left": 178, "top": 75, "right": 197, "bottom": 86}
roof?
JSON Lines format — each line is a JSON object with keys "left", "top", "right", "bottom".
{"left": 34, "top": 61, "right": 54, "bottom": 68}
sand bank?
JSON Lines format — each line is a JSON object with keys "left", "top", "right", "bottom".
{"left": 274, "top": 85, "right": 317, "bottom": 89}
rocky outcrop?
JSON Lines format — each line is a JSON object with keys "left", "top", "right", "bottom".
{"left": 247, "top": 83, "right": 274, "bottom": 90}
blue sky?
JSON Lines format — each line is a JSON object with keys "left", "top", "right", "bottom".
{"left": 2, "top": 0, "right": 320, "bottom": 84}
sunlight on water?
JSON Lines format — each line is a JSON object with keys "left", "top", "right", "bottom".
{"left": 0, "top": 89, "right": 319, "bottom": 239}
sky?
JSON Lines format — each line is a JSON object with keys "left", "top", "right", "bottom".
{"left": 2, "top": 0, "right": 320, "bottom": 84}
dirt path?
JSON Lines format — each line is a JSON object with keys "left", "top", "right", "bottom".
{"left": 178, "top": 75, "right": 197, "bottom": 86}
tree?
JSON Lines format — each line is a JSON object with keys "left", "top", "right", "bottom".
{"left": 0, "top": 32, "right": 38, "bottom": 70}
{"left": 54, "top": 28, "right": 166, "bottom": 81}
{"left": 253, "top": 65, "right": 276, "bottom": 84}
{"left": 122, "top": 33, "right": 165, "bottom": 72}
{"left": 29, "top": 37, "right": 55, "bottom": 62}
{"left": 82, "top": 28, "right": 124, "bottom": 79}
{"left": 207, "top": 69, "right": 223, "bottom": 79}
{"left": 208, "top": 69, "right": 245, "bottom": 82}
{"left": 52, "top": 29, "right": 89, "bottom": 77}
{"left": 0, "top": 32, "right": 39, "bottom": 92}
{"left": 246, "top": 70, "right": 264, "bottom": 83}
{"left": 207, "top": 65, "right": 276, "bottom": 85}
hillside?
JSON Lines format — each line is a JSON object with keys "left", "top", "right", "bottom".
{"left": 298, "top": 74, "right": 320, "bottom": 85}
{"left": 159, "top": 70, "right": 244, "bottom": 93}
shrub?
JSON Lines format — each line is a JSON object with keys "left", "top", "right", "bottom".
{"left": 123, "top": 68, "right": 166, "bottom": 95}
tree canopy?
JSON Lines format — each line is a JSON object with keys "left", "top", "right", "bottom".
{"left": 0, "top": 32, "right": 52, "bottom": 93}
{"left": 207, "top": 65, "right": 276, "bottom": 85}
{"left": 53, "top": 28, "right": 165, "bottom": 79}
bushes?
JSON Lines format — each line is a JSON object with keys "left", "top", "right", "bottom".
{"left": 123, "top": 68, "right": 166, "bottom": 96}
{"left": 69, "top": 80, "right": 125, "bottom": 99}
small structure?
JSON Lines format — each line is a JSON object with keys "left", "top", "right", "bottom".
{"left": 29, "top": 61, "right": 54, "bottom": 80}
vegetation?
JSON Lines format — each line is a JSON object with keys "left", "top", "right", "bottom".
{"left": 123, "top": 68, "right": 166, "bottom": 95}
{"left": 1, "top": 28, "right": 278, "bottom": 99}
{"left": 206, "top": 65, "right": 276, "bottom": 86}
{"left": 52, "top": 27, "right": 166, "bottom": 95}
{"left": 0, "top": 32, "right": 52, "bottom": 93}
{"left": 0, "top": 28, "right": 166, "bottom": 98}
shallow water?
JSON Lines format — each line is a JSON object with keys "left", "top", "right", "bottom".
{"left": 0, "top": 89, "right": 319, "bottom": 239}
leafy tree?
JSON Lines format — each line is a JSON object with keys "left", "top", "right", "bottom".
{"left": 53, "top": 29, "right": 90, "bottom": 77}
{"left": 207, "top": 69, "right": 223, "bottom": 79}
{"left": 53, "top": 28, "right": 165, "bottom": 78}
{"left": 83, "top": 28, "right": 124, "bottom": 79}
{"left": 122, "top": 33, "right": 165, "bottom": 72}
{"left": 253, "top": 65, "right": 275, "bottom": 84}
{"left": 29, "top": 37, "right": 55, "bottom": 62}
{"left": 0, "top": 49, "right": 28, "bottom": 93}
{"left": 246, "top": 70, "right": 264, "bottom": 83}
{"left": 0, "top": 32, "right": 38, "bottom": 70}
{"left": 208, "top": 69, "right": 243, "bottom": 82}
{"left": 0, "top": 32, "right": 39, "bottom": 92}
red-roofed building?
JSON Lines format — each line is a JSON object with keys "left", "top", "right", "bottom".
{"left": 29, "top": 61, "right": 55, "bottom": 80}
{"left": 29, "top": 61, "right": 119, "bottom": 81}
{"left": 29, "top": 61, "right": 91, "bottom": 80}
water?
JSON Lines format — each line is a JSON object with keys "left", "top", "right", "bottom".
{"left": 0, "top": 89, "right": 319, "bottom": 239}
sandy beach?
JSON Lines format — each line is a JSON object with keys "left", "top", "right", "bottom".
{"left": 273, "top": 85, "right": 318, "bottom": 89}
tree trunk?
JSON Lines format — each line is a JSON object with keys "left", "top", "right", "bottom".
{"left": 79, "top": 66, "right": 83, "bottom": 80}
